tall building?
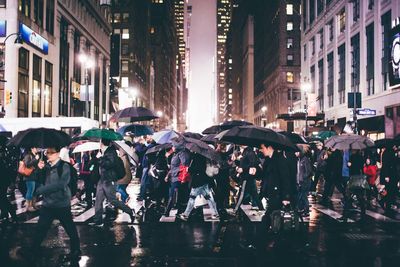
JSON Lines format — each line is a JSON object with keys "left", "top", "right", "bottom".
{"left": 150, "top": 0, "right": 178, "bottom": 130}
{"left": 0, "top": 0, "right": 111, "bottom": 126}
{"left": 216, "top": 0, "right": 232, "bottom": 122}
{"left": 301, "top": 0, "right": 400, "bottom": 138}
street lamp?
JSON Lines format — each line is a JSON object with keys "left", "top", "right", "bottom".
{"left": 156, "top": 110, "right": 163, "bottom": 130}
{"left": 261, "top": 105, "right": 267, "bottom": 127}
{"left": 301, "top": 81, "right": 312, "bottom": 136}
{"left": 79, "top": 53, "right": 94, "bottom": 118}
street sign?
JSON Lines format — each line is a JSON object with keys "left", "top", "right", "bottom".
{"left": 356, "top": 108, "right": 376, "bottom": 116}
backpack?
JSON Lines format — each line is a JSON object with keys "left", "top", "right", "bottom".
{"left": 57, "top": 161, "right": 78, "bottom": 197}
{"left": 114, "top": 155, "right": 126, "bottom": 181}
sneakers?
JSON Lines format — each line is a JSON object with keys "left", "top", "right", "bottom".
{"left": 88, "top": 222, "right": 104, "bottom": 227}
{"left": 177, "top": 214, "right": 188, "bottom": 221}
{"left": 210, "top": 214, "right": 220, "bottom": 220}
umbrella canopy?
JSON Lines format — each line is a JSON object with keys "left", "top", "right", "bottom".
{"left": 220, "top": 120, "right": 253, "bottom": 129}
{"left": 200, "top": 134, "right": 218, "bottom": 144}
{"left": 219, "top": 126, "right": 296, "bottom": 150}
{"left": 110, "top": 107, "right": 159, "bottom": 122}
{"left": 315, "top": 131, "right": 337, "bottom": 140}
{"left": 325, "top": 134, "right": 374, "bottom": 150}
{"left": 80, "top": 128, "right": 123, "bottom": 141}
{"left": 117, "top": 124, "right": 154, "bottom": 136}
{"left": 113, "top": 140, "right": 139, "bottom": 165}
{"left": 374, "top": 138, "right": 396, "bottom": 148}
{"left": 8, "top": 128, "right": 71, "bottom": 148}
{"left": 145, "top": 143, "right": 173, "bottom": 155}
{"left": 182, "top": 132, "right": 203, "bottom": 140}
{"left": 173, "top": 136, "right": 221, "bottom": 163}
{"left": 202, "top": 125, "right": 222, "bottom": 135}
{"left": 279, "top": 131, "right": 308, "bottom": 144}
{"left": 72, "top": 142, "right": 100, "bottom": 154}
{"left": 152, "top": 130, "right": 180, "bottom": 144}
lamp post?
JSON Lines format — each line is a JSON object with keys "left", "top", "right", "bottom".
{"left": 301, "top": 80, "right": 311, "bottom": 136}
{"left": 79, "top": 54, "right": 94, "bottom": 118}
{"left": 261, "top": 105, "right": 267, "bottom": 127}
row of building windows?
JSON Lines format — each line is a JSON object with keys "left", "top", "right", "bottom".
{"left": 17, "top": 0, "right": 55, "bottom": 35}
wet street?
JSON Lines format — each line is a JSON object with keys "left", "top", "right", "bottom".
{"left": 1, "top": 183, "right": 400, "bottom": 267}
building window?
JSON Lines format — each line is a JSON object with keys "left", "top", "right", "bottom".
{"left": 121, "top": 44, "right": 129, "bottom": 56}
{"left": 121, "top": 77, "right": 129, "bottom": 88}
{"left": 310, "top": 65, "right": 315, "bottom": 94}
{"left": 309, "top": 0, "right": 315, "bottom": 24}
{"left": 59, "top": 18, "right": 69, "bottom": 116}
{"left": 319, "top": 29, "right": 324, "bottom": 50}
{"left": 18, "top": 48, "right": 29, "bottom": 117}
{"left": 338, "top": 44, "right": 345, "bottom": 104}
{"left": 121, "top": 60, "right": 129, "bottom": 72}
{"left": 113, "top": 13, "right": 120, "bottom": 23}
{"left": 327, "top": 52, "right": 334, "bottom": 107}
{"left": 122, "top": 13, "right": 129, "bottom": 22}
{"left": 368, "top": 0, "right": 374, "bottom": 10}
{"left": 0, "top": 0, "right": 6, "bottom": 8}
{"left": 33, "top": 0, "right": 44, "bottom": 27}
{"left": 44, "top": 61, "right": 52, "bottom": 117}
{"left": 351, "top": 33, "right": 360, "bottom": 92}
{"left": 122, "top": 29, "right": 129, "bottom": 39}
{"left": 302, "top": 0, "right": 307, "bottom": 30}
{"left": 311, "top": 37, "right": 315, "bottom": 55}
{"left": 318, "top": 59, "right": 324, "bottom": 111}
{"left": 32, "top": 54, "right": 42, "bottom": 117}
{"left": 366, "top": 23, "right": 374, "bottom": 95}
{"left": 45, "top": 0, "right": 54, "bottom": 35}
{"left": 286, "top": 72, "right": 294, "bottom": 83}
{"left": 303, "top": 44, "right": 307, "bottom": 61}
{"left": 19, "top": 0, "right": 31, "bottom": 17}
{"left": 286, "top": 22, "right": 293, "bottom": 31}
{"left": 328, "top": 20, "right": 333, "bottom": 42}
{"left": 287, "top": 54, "right": 294, "bottom": 66}
{"left": 381, "top": 11, "right": 391, "bottom": 92}
{"left": 73, "top": 32, "right": 81, "bottom": 84}
{"left": 352, "top": 0, "right": 359, "bottom": 22}
{"left": 317, "top": 0, "right": 324, "bottom": 16}
{"left": 338, "top": 8, "right": 345, "bottom": 34}
{"left": 287, "top": 38, "right": 293, "bottom": 49}
{"left": 286, "top": 4, "right": 293, "bottom": 15}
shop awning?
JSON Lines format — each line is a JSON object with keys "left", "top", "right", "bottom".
{"left": 357, "top": 115, "right": 385, "bottom": 132}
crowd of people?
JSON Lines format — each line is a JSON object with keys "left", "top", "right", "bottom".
{"left": 1, "top": 131, "right": 400, "bottom": 262}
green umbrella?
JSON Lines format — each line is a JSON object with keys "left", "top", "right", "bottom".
{"left": 315, "top": 131, "right": 337, "bottom": 140}
{"left": 80, "top": 128, "right": 123, "bottom": 141}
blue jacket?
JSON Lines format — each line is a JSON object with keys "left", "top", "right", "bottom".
{"left": 342, "top": 150, "right": 350, "bottom": 178}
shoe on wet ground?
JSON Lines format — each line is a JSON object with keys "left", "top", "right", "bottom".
{"left": 88, "top": 222, "right": 104, "bottom": 227}
{"left": 177, "top": 214, "right": 188, "bottom": 221}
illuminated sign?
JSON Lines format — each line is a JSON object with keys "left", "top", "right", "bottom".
{"left": 389, "top": 22, "right": 400, "bottom": 86}
{"left": 19, "top": 23, "right": 48, "bottom": 54}
{"left": 0, "top": 21, "right": 6, "bottom": 37}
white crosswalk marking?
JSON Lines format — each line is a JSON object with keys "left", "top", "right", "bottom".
{"left": 73, "top": 207, "right": 95, "bottom": 222}
{"left": 365, "top": 210, "right": 397, "bottom": 222}
{"left": 159, "top": 209, "right": 178, "bottom": 222}
{"left": 203, "top": 207, "right": 220, "bottom": 222}
{"left": 24, "top": 198, "right": 80, "bottom": 224}
{"left": 240, "top": 205, "right": 264, "bottom": 222}
{"left": 313, "top": 204, "right": 355, "bottom": 223}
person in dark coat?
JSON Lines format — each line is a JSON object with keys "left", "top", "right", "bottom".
{"left": 212, "top": 143, "right": 231, "bottom": 216}
{"left": 310, "top": 142, "right": 327, "bottom": 194}
{"left": 379, "top": 146, "right": 398, "bottom": 211}
{"left": 296, "top": 145, "right": 313, "bottom": 216}
{"left": 0, "top": 142, "right": 18, "bottom": 223}
{"left": 138, "top": 136, "right": 157, "bottom": 201}
{"left": 90, "top": 139, "right": 135, "bottom": 227}
{"left": 259, "top": 143, "right": 293, "bottom": 226}
{"left": 232, "top": 146, "right": 264, "bottom": 215}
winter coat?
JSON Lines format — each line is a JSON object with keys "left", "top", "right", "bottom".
{"left": 326, "top": 150, "right": 343, "bottom": 181}
{"left": 35, "top": 159, "right": 71, "bottom": 208}
{"left": 363, "top": 164, "right": 377, "bottom": 186}
{"left": 22, "top": 152, "right": 39, "bottom": 181}
{"left": 380, "top": 149, "right": 397, "bottom": 184}
{"left": 188, "top": 154, "right": 209, "bottom": 188}
{"left": 296, "top": 155, "right": 312, "bottom": 184}
{"left": 262, "top": 151, "right": 292, "bottom": 202}
{"left": 99, "top": 146, "right": 119, "bottom": 182}
{"left": 342, "top": 150, "right": 350, "bottom": 177}
{"left": 349, "top": 153, "right": 364, "bottom": 176}
{"left": 170, "top": 149, "right": 191, "bottom": 183}
{"left": 238, "top": 147, "right": 260, "bottom": 181}
{"left": 117, "top": 154, "right": 132, "bottom": 185}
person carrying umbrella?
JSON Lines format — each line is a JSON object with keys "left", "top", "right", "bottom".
{"left": 89, "top": 139, "right": 135, "bottom": 227}
{"left": 22, "top": 147, "right": 43, "bottom": 212}
{"left": 379, "top": 145, "right": 398, "bottom": 212}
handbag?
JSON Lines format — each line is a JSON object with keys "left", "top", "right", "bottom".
{"left": 270, "top": 205, "right": 302, "bottom": 233}
{"left": 178, "top": 164, "right": 191, "bottom": 183}
{"left": 347, "top": 175, "right": 369, "bottom": 190}
{"left": 18, "top": 161, "right": 34, "bottom": 176}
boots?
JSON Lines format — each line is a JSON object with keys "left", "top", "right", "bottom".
{"left": 26, "top": 200, "right": 36, "bottom": 212}
{"left": 32, "top": 197, "right": 38, "bottom": 210}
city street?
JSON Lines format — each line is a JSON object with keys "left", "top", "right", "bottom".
{"left": 1, "top": 182, "right": 400, "bottom": 267}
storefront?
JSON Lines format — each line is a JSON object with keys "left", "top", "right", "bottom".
{"left": 357, "top": 115, "right": 385, "bottom": 140}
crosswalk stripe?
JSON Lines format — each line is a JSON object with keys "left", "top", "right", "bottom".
{"left": 73, "top": 207, "right": 95, "bottom": 222}
{"left": 16, "top": 201, "right": 42, "bottom": 215}
{"left": 159, "top": 209, "right": 177, "bottom": 222}
{"left": 365, "top": 210, "right": 398, "bottom": 222}
{"left": 203, "top": 207, "right": 219, "bottom": 222}
{"left": 240, "top": 205, "right": 264, "bottom": 222}
{"left": 24, "top": 198, "right": 80, "bottom": 224}
{"left": 313, "top": 204, "right": 355, "bottom": 223}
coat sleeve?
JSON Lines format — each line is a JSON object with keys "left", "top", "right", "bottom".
{"left": 278, "top": 156, "right": 291, "bottom": 201}
{"left": 36, "top": 164, "right": 70, "bottom": 196}
{"left": 23, "top": 154, "right": 38, "bottom": 168}
{"left": 100, "top": 150, "right": 116, "bottom": 170}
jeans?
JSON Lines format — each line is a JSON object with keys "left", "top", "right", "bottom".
{"left": 139, "top": 167, "right": 151, "bottom": 199}
{"left": 182, "top": 184, "right": 218, "bottom": 217}
{"left": 33, "top": 206, "right": 80, "bottom": 253}
{"left": 117, "top": 184, "right": 129, "bottom": 203}
{"left": 25, "top": 181, "right": 36, "bottom": 201}
{"left": 297, "top": 178, "right": 311, "bottom": 212}
{"left": 94, "top": 180, "right": 133, "bottom": 223}
{"left": 165, "top": 181, "right": 181, "bottom": 215}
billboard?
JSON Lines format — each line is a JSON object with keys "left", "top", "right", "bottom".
{"left": 389, "top": 23, "right": 400, "bottom": 87}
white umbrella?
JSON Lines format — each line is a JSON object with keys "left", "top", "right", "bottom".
{"left": 113, "top": 140, "right": 139, "bottom": 166}
{"left": 72, "top": 142, "right": 100, "bottom": 153}
{"left": 325, "top": 134, "right": 374, "bottom": 150}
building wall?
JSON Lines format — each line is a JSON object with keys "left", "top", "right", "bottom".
{"left": 302, "top": 0, "right": 400, "bottom": 137}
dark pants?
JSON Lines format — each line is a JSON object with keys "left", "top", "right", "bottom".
{"left": 0, "top": 183, "right": 16, "bottom": 220}
{"left": 94, "top": 180, "right": 133, "bottom": 223}
{"left": 152, "top": 174, "right": 168, "bottom": 206}
{"left": 311, "top": 170, "right": 324, "bottom": 192}
{"left": 165, "top": 181, "right": 180, "bottom": 215}
{"left": 139, "top": 167, "right": 152, "bottom": 199}
{"left": 82, "top": 174, "right": 95, "bottom": 206}
{"left": 343, "top": 188, "right": 366, "bottom": 219}
{"left": 321, "top": 175, "right": 346, "bottom": 202}
{"left": 213, "top": 175, "right": 230, "bottom": 214}
{"left": 33, "top": 206, "right": 80, "bottom": 253}
{"left": 262, "top": 195, "right": 282, "bottom": 226}
{"left": 297, "top": 178, "right": 311, "bottom": 213}
{"left": 234, "top": 179, "right": 264, "bottom": 213}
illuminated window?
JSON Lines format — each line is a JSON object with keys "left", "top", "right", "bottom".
{"left": 121, "top": 61, "right": 129, "bottom": 72}
{"left": 286, "top": 4, "right": 293, "bottom": 15}
{"left": 338, "top": 9, "right": 345, "bottom": 34}
{"left": 286, "top": 72, "right": 294, "bottom": 83}
{"left": 228, "top": 94, "right": 232, "bottom": 99}
{"left": 122, "top": 29, "right": 129, "bottom": 39}
{"left": 150, "top": 27, "right": 155, "bottom": 34}
{"left": 121, "top": 77, "right": 129, "bottom": 88}
{"left": 287, "top": 22, "right": 293, "bottom": 31}
{"left": 287, "top": 38, "right": 293, "bottom": 48}
{"left": 228, "top": 88, "right": 232, "bottom": 93}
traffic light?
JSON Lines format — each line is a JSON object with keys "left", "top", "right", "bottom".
{"left": 9, "top": 91, "right": 12, "bottom": 103}
{"left": 5, "top": 90, "right": 10, "bottom": 105}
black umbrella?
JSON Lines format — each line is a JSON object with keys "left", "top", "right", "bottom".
{"left": 374, "top": 138, "right": 396, "bottom": 148}
{"left": 202, "top": 125, "right": 222, "bottom": 134}
{"left": 200, "top": 134, "right": 218, "bottom": 144}
{"left": 110, "top": 107, "right": 159, "bottom": 122}
{"left": 8, "top": 128, "right": 71, "bottom": 148}
{"left": 145, "top": 143, "right": 173, "bottom": 155}
{"left": 279, "top": 131, "right": 308, "bottom": 144}
{"left": 173, "top": 136, "right": 221, "bottom": 163}
{"left": 219, "top": 126, "right": 296, "bottom": 150}
{"left": 182, "top": 132, "right": 203, "bottom": 140}
{"left": 220, "top": 120, "right": 253, "bottom": 130}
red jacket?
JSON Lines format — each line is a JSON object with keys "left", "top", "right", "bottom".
{"left": 363, "top": 164, "right": 377, "bottom": 185}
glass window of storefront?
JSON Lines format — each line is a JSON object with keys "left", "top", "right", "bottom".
{"left": 32, "top": 54, "right": 42, "bottom": 117}
{"left": 44, "top": 61, "right": 52, "bottom": 117}
{"left": 18, "top": 48, "right": 29, "bottom": 117}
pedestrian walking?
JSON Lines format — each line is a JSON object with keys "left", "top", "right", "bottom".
{"left": 22, "top": 147, "right": 41, "bottom": 212}
{"left": 0, "top": 142, "right": 18, "bottom": 223}
{"left": 379, "top": 146, "right": 398, "bottom": 211}
{"left": 116, "top": 148, "right": 132, "bottom": 203}
{"left": 137, "top": 135, "right": 156, "bottom": 201}
{"left": 296, "top": 145, "right": 313, "bottom": 216}
{"left": 89, "top": 139, "right": 135, "bottom": 227}
{"left": 310, "top": 142, "right": 327, "bottom": 195}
